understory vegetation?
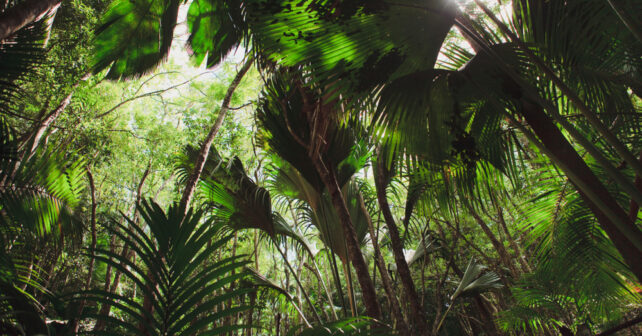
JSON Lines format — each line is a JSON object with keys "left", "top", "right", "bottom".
{"left": 1, "top": 0, "right": 641, "bottom": 335}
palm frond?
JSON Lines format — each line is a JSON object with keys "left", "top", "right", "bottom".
{"left": 187, "top": 0, "right": 248, "bottom": 68}
{"left": 0, "top": 17, "right": 48, "bottom": 115}
{"left": 1, "top": 145, "right": 85, "bottom": 239}
{"left": 69, "top": 199, "right": 253, "bottom": 335}
{"left": 451, "top": 258, "right": 503, "bottom": 301}
{"left": 246, "top": 0, "right": 454, "bottom": 95}
{"left": 92, "top": 0, "right": 181, "bottom": 79}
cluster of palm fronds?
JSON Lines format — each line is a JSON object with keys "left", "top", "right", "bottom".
{"left": 2, "top": 0, "right": 642, "bottom": 334}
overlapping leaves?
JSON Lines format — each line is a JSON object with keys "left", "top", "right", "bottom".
{"left": 70, "top": 200, "right": 252, "bottom": 335}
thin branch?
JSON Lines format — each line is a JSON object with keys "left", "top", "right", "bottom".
{"left": 96, "top": 72, "right": 213, "bottom": 119}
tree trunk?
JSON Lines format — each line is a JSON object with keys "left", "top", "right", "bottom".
{"left": 465, "top": 203, "right": 519, "bottom": 278}
{"left": 596, "top": 314, "right": 642, "bottom": 336}
{"left": 69, "top": 165, "right": 98, "bottom": 332}
{"left": 179, "top": 57, "right": 253, "bottom": 212}
{"left": 342, "top": 262, "right": 356, "bottom": 317}
{"left": 496, "top": 206, "right": 532, "bottom": 273}
{"left": 0, "top": 0, "right": 60, "bottom": 40}
{"left": 628, "top": 152, "right": 642, "bottom": 221}
{"left": 20, "top": 74, "right": 89, "bottom": 159}
{"left": 358, "top": 191, "right": 409, "bottom": 336}
{"left": 312, "top": 159, "right": 382, "bottom": 319}
{"left": 520, "top": 101, "right": 642, "bottom": 281}
{"left": 94, "top": 163, "right": 151, "bottom": 332}
{"left": 275, "top": 242, "right": 322, "bottom": 325}
{"left": 374, "top": 157, "right": 428, "bottom": 333}
{"left": 138, "top": 268, "right": 156, "bottom": 336}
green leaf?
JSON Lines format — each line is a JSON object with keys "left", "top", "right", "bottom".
{"left": 187, "top": 0, "right": 247, "bottom": 67}
{"left": 451, "top": 258, "right": 503, "bottom": 301}
{"left": 93, "top": 0, "right": 181, "bottom": 79}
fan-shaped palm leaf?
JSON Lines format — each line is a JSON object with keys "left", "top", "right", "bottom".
{"left": 94, "top": 0, "right": 250, "bottom": 78}
{"left": 194, "top": 148, "right": 314, "bottom": 254}
{"left": 0, "top": 13, "right": 48, "bottom": 115}
{"left": 245, "top": 267, "right": 312, "bottom": 327}
{"left": 245, "top": 0, "right": 455, "bottom": 95}
{"left": 303, "top": 181, "right": 369, "bottom": 265}
{"left": 257, "top": 69, "right": 370, "bottom": 185}
{"left": 451, "top": 258, "right": 503, "bottom": 301}
{"left": 187, "top": 0, "right": 248, "bottom": 68}
{"left": 92, "top": 0, "right": 181, "bottom": 79}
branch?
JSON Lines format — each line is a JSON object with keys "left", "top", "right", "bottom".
{"left": 179, "top": 56, "right": 254, "bottom": 212}
{"left": 95, "top": 72, "right": 212, "bottom": 119}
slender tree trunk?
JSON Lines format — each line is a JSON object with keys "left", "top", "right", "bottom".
{"left": 0, "top": 0, "right": 60, "bottom": 40}
{"left": 374, "top": 157, "right": 428, "bottom": 333}
{"left": 328, "top": 248, "right": 348, "bottom": 318}
{"left": 179, "top": 57, "right": 253, "bottom": 212}
{"left": 496, "top": 206, "right": 532, "bottom": 273}
{"left": 94, "top": 163, "right": 151, "bottom": 332}
{"left": 275, "top": 242, "right": 322, "bottom": 324}
{"left": 520, "top": 101, "right": 642, "bottom": 281}
{"left": 605, "top": 0, "right": 642, "bottom": 43}
{"left": 247, "top": 291, "right": 256, "bottom": 336}
{"left": 138, "top": 270, "right": 156, "bottom": 336}
{"left": 342, "top": 262, "right": 356, "bottom": 317}
{"left": 103, "top": 234, "right": 116, "bottom": 292}
{"left": 312, "top": 159, "right": 382, "bottom": 319}
{"left": 20, "top": 74, "right": 90, "bottom": 160}
{"left": 358, "top": 191, "right": 410, "bottom": 335}
{"left": 70, "top": 166, "right": 98, "bottom": 332}
{"left": 465, "top": 203, "right": 519, "bottom": 278}
{"left": 596, "top": 314, "right": 642, "bottom": 336}
{"left": 628, "top": 152, "right": 642, "bottom": 221}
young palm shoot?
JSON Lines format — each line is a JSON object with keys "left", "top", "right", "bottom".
{"left": 434, "top": 258, "right": 503, "bottom": 334}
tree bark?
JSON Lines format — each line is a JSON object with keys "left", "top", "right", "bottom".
{"left": 520, "top": 101, "right": 642, "bottom": 282}
{"left": 358, "top": 191, "right": 409, "bottom": 335}
{"left": 465, "top": 203, "right": 519, "bottom": 278}
{"left": 495, "top": 206, "right": 532, "bottom": 273}
{"left": 93, "top": 163, "right": 151, "bottom": 332}
{"left": 179, "top": 57, "right": 253, "bottom": 212}
{"left": 628, "top": 152, "right": 642, "bottom": 221}
{"left": 21, "top": 74, "right": 89, "bottom": 159}
{"left": 70, "top": 165, "right": 98, "bottom": 332}
{"left": 313, "top": 159, "right": 382, "bottom": 319}
{"left": 374, "top": 157, "right": 428, "bottom": 333}
{"left": 0, "top": 0, "right": 60, "bottom": 40}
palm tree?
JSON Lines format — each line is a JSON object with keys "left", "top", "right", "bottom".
{"left": 434, "top": 258, "right": 503, "bottom": 335}
{"left": 179, "top": 144, "right": 326, "bottom": 324}
{"left": 69, "top": 199, "right": 253, "bottom": 335}
{"left": 87, "top": 0, "right": 642, "bottom": 332}
{"left": 0, "top": 117, "right": 85, "bottom": 334}
{"left": 240, "top": 0, "right": 642, "bottom": 283}
{"left": 256, "top": 70, "right": 382, "bottom": 319}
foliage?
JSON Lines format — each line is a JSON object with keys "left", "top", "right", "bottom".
{"left": 290, "top": 317, "right": 394, "bottom": 336}
{"left": 2, "top": 0, "right": 642, "bottom": 335}
{"left": 69, "top": 199, "right": 253, "bottom": 335}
